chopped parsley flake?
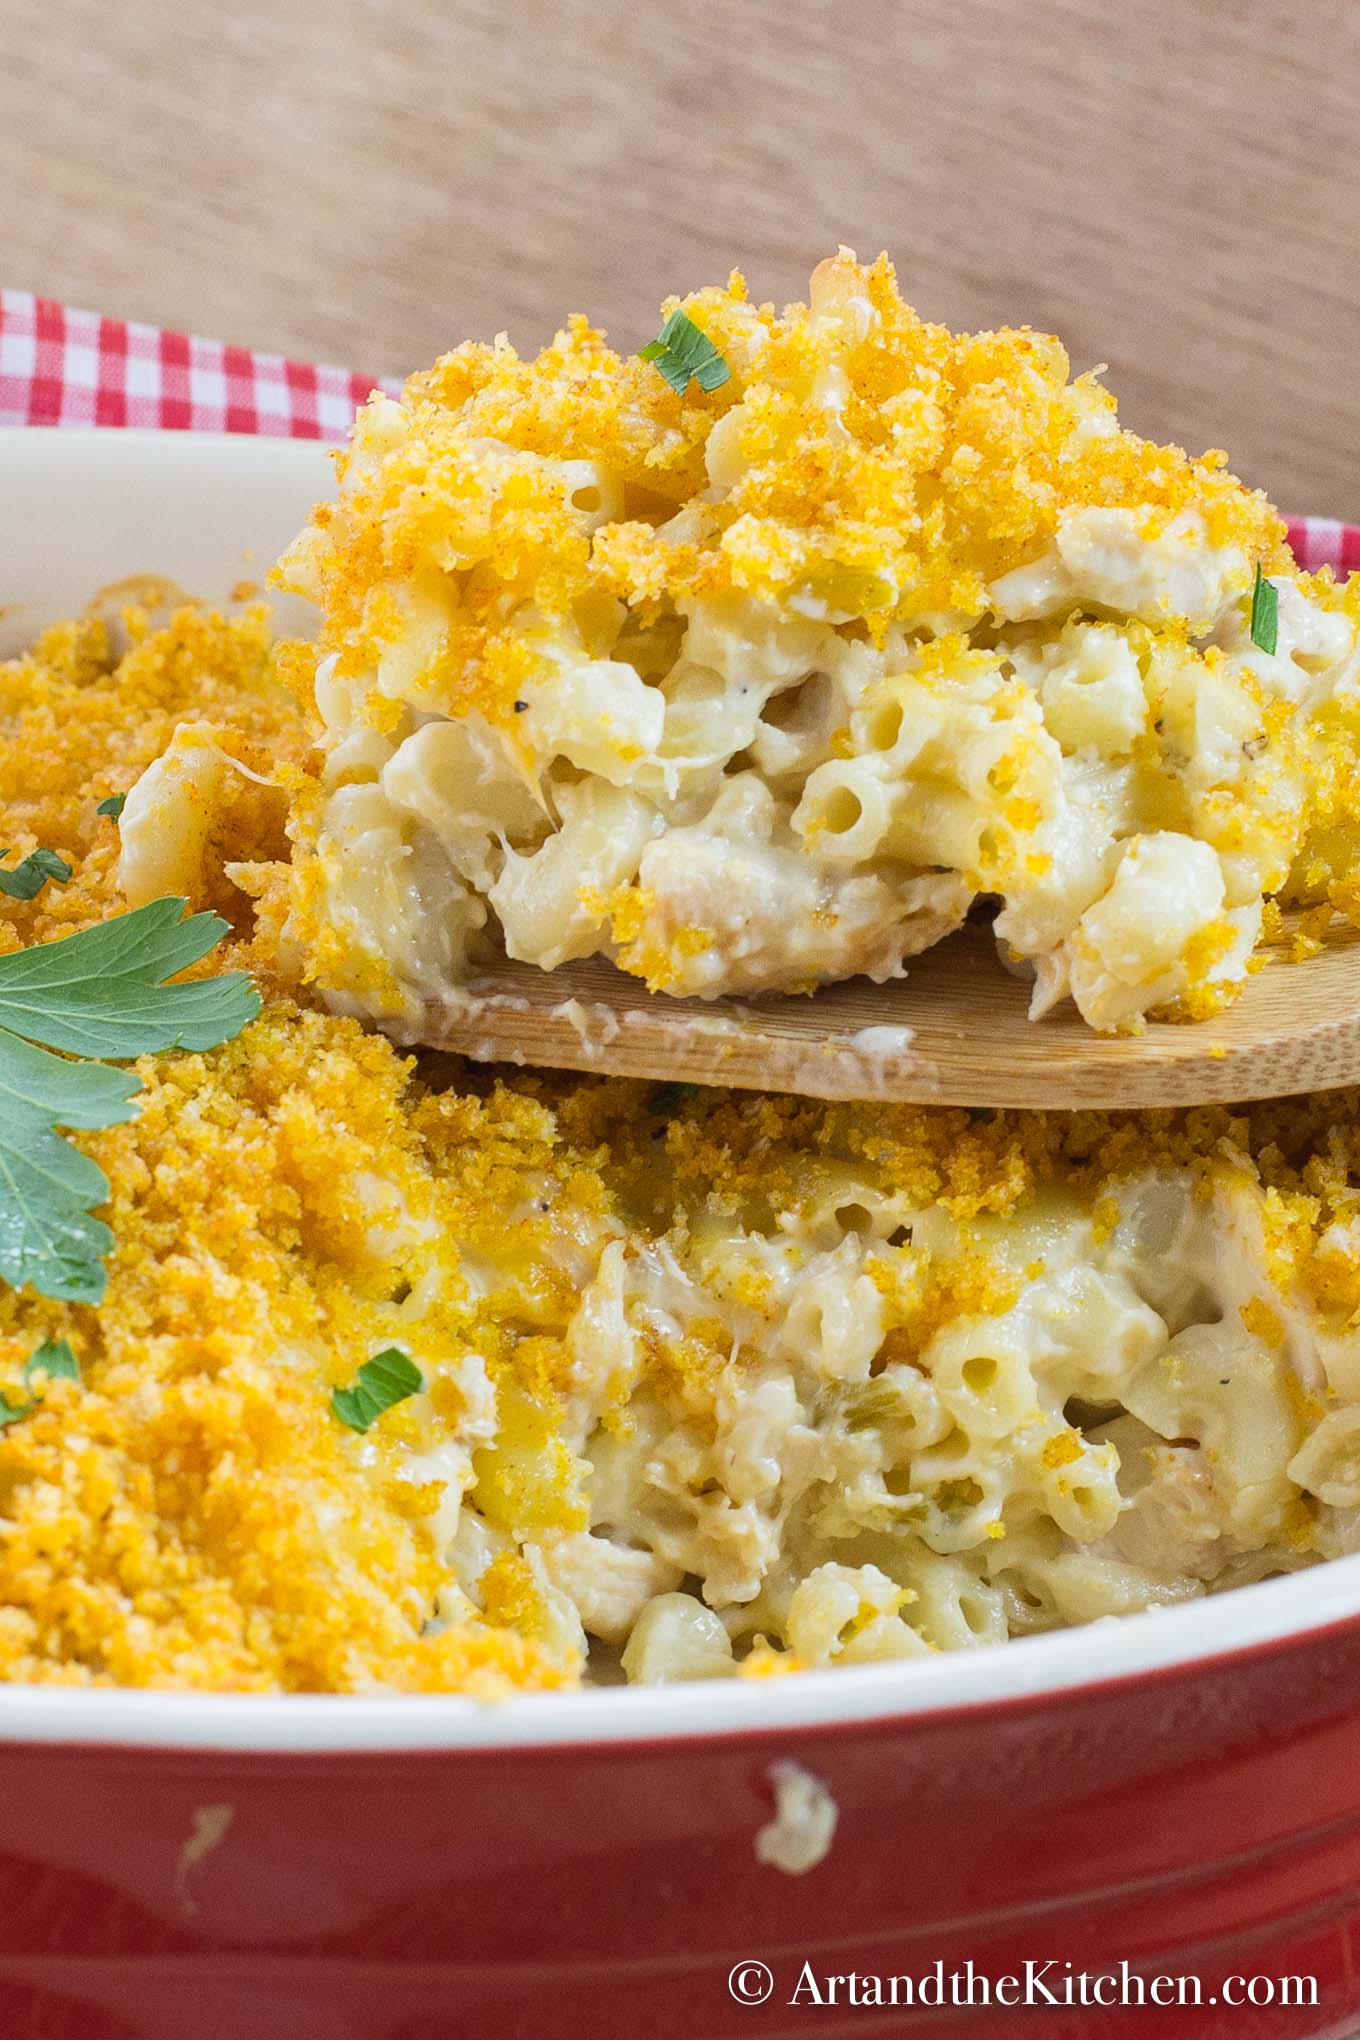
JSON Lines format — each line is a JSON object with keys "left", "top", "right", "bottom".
{"left": 96, "top": 794, "right": 127, "bottom": 821}
{"left": 26, "top": 1337, "right": 81, "bottom": 1386}
{"left": 331, "top": 1347, "right": 423, "bottom": 1432}
{"left": 0, "top": 1337, "right": 83, "bottom": 1427}
{"left": 0, "top": 848, "right": 72, "bottom": 902}
{"left": 1250, "top": 565, "right": 1279, "bottom": 656}
{"left": 638, "top": 310, "right": 731, "bottom": 398}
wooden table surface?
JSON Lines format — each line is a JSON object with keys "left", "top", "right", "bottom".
{"left": 4, "top": 0, "right": 1358, "bottom": 518}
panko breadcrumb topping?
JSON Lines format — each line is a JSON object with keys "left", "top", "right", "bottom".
{"left": 8, "top": 604, "right": 1360, "bottom": 1688}
{"left": 265, "top": 252, "right": 1360, "bottom": 1033}
{"left": 277, "top": 251, "right": 1285, "bottom": 729}
{"left": 7, "top": 341, "right": 1360, "bottom": 1687}
{"left": 0, "top": 613, "right": 578, "bottom": 1692}
{"left": 2, "top": 604, "right": 1360, "bottom": 1688}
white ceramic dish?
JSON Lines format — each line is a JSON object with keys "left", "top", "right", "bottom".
{"left": 0, "top": 426, "right": 330, "bottom": 656}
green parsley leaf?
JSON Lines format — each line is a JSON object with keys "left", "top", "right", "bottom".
{"left": 1249, "top": 565, "right": 1279, "bottom": 656}
{"left": 331, "top": 1347, "right": 424, "bottom": 1433}
{"left": 0, "top": 896, "right": 258, "bottom": 1058}
{"left": 0, "top": 1022, "right": 142, "bottom": 1131}
{"left": 0, "top": 1030, "right": 128, "bottom": 1302}
{"left": 25, "top": 1337, "right": 80, "bottom": 1387}
{"left": 0, "top": 898, "right": 259, "bottom": 1304}
{"left": 638, "top": 310, "right": 731, "bottom": 398}
{"left": 0, "top": 848, "right": 73, "bottom": 902}
{"left": 0, "top": 1337, "right": 83, "bottom": 1428}
{"left": 96, "top": 794, "right": 127, "bottom": 821}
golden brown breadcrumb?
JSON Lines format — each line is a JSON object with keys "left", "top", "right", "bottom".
{"left": 6, "top": 603, "right": 1360, "bottom": 1690}
{"left": 274, "top": 250, "right": 1286, "bottom": 737}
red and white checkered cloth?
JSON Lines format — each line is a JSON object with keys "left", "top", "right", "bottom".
{"left": 0, "top": 289, "right": 399, "bottom": 440}
{"left": 1, "top": 289, "right": 1357, "bottom": 572}
{"left": 1290, "top": 517, "right": 1360, "bottom": 575}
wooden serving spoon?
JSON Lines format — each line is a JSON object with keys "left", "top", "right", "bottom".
{"left": 407, "top": 916, "right": 1360, "bottom": 1110}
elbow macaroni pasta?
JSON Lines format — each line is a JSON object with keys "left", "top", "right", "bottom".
{"left": 6, "top": 594, "right": 1360, "bottom": 1689}
{"left": 454, "top": 1083, "right": 1360, "bottom": 1681}
{"left": 10, "top": 264, "right": 1360, "bottom": 1695}
{"left": 266, "top": 251, "right": 1360, "bottom": 1034}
